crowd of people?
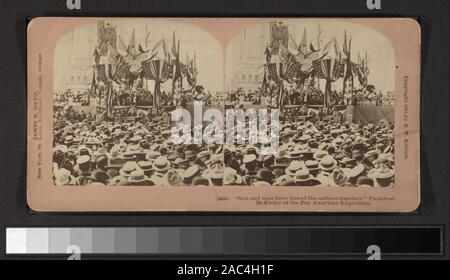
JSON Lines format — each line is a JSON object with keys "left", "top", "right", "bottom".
{"left": 54, "top": 89, "right": 92, "bottom": 107}
{"left": 52, "top": 110, "right": 394, "bottom": 188}
{"left": 52, "top": 81, "right": 395, "bottom": 188}
{"left": 53, "top": 109, "right": 225, "bottom": 187}
{"left": 225, "top": 88, "right": 268, "bottom": 106}
{"left": 224, "top": 85, "right": 393, "bottom": 107}
{"left": 223, "top": 117, "right": 395, "bottom": 188}
{"left": 56, "top": 84, "right": 224, "bottom": 111}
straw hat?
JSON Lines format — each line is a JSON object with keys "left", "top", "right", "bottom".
{"left": 369, "top": 164, "right": 394, "bottom": 179}
{"left": 223, "top": 168, "right": 243, "bottom": 186}
{"left": 330, "top": 169, "right": 349, "bottom": 187}
{"left": 252, "top": 181, "right": 272, "bottom": 187}
{"left": 128, "top": 170, "right": 150, "bottom": 183}
{"left": 295, "top": 169, "right": 312, "bottom": 182}
{"left": 152, "top": 157, "right": 171, "bottom": 172}
{"left": 54, "top": 168, "right": 75, "bottom": 186}
{"left": 164, "top": 170, "right": 184, "bottom": 186}
{"left": 119, "top": 161, "right": 139, "bottom": 177}
{"left": 197, "top": 150, "right": 210, "bottom": 160}
{"left": 205, "top": 166, "right": 224, "bottom": 180}
{"left": 319, "top": 156, "right": 338, "bottom": 172}
{"left": 138, "top": 161, "right": 154, "bottom": 172}
{"left": 243, "top": 154, "right": 257, "bottom": 164}
{"left": 305, "top": 160, "right": 320, "bottom": 171}
{"left": 76, "top": 155, "right": 91, "bottom": 166}
{"left": 183, "top": 165, "right": 201, "bottom": 180}
{"left": 272, "top": 157, "right": 290, "bottom": 169}
{"left": 192, "top": 177, "right": 210, "bottom": 186}
{"left": 286, "top": 160, "right": 303, "bottom": 177}
{"left": 64, "top": 135, "right": 75, "bottom": 145}
{"left": 349, "top": 164, "right": 365, "bottom": 178}
{"left": 288, "top": 151, "right": 303, "bottom": 160}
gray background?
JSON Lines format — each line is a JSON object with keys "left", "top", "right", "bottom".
{"left": 0, "top": 0, "right": 448, "bottom": 259}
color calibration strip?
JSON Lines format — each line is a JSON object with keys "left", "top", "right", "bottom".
{"left": 6, "top": 227, "right": 443, "bottom": 256}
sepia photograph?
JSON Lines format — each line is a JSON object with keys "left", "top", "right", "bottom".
{"left": 52, "top": 19, "right": 225, "bottom": 187}
{"left": 27, "top": 17, "right": 420, "bottom": 212}
{"left": 223, "top": 20, "right": 395, "bottom": 188}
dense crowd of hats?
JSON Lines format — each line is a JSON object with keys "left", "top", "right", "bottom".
{"left": 223, "top": 118, "right": 395, "bottom": 188}
{"left": 53, "top": 96, "right": 394, "bottom": 188}
{"left": 53, "top": 112, "right": 225, "bottom": 186}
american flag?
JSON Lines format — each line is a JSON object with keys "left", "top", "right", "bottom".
{"left": 161, "top": 61, "right": 174, "bottom": 81}
{"left": 313, "top": 59, "right": 345, "bottom": 82}
{"left": 277, "top": 84, "right": 285, "bottom": 112}
{"left": 141, "top": 59, "right": 158, "bottom": 80}
{"left": 313, "top": 60, "right": 326, "bottom": 80}
{"left": 186, "top": 71, "right": 196, "bottom": 88}
{"left": 96, "top": 64, "right": 110, "bottom": 84}
{"left": 282, "top": 56, "right": 301, "bottom": 84}
{"left": 267, "top": 63, "right": 280, "bottom": 82}
{"left": 106, "top": 85, "right": 114, "bottom": 118}
{"left": 141, "top": 59, "right": 173, "bottom": 82}
{"left": 332, "top": 61, "right": 345, "bottom": 80}
{"left": 343, "top": 56, "right": 354, "bottom": 96}
{"left": 112, "top": 60, "right": 131, "bottom": 84}
{"left": 261, "top": 71, "right": 268, "bottom": 95}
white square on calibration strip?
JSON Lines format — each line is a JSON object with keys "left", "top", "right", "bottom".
{"left": 6, "top": 228, "right": 27, "bottom": 254}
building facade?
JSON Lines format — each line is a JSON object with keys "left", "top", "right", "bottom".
{"left": 229, "top": 24, "right": 269, "bottom": 91}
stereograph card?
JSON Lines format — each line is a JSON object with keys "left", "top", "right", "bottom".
{"left": 26, "top": 17, "right": 421, "bottom": 212}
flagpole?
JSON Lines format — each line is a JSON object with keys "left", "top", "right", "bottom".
{"left": 316, "top": 24, "right": 322, "bottom": 93}
{"left": 145, "top": 25, "right": 149, "bottom": 93}
{"left": 171, "top": 32, "right": 177, "bottom": 99}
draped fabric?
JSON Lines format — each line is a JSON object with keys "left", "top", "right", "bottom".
{"left": 354, "top": 63, "right": 368, "bottom": 88}
{"left": 95, "top": 64, "right": 115, "bottom": 118}
{"left": 186, "top": 69, "right": 196, "bottom": 88}
{"left": 105, "top": 84, "right": 114, "bottom": 119}
{"left": 261, "top": 71, "right": 268, "bottom": 95}
{"left": 343, "top": 61, "right": 354, "bottom": 100}
{"left": 313, "top": 59, "right": 345, "bottom": 108}
{"left": 267, "top": 63, "right": 280, "bottom": 82}
{"left": 140, "top": 59, "right": 173, "bottom": 109}
{"left": 177, "top": 61, "right": 197, "bottom": 89}
{"left": 313, "top": 59, "right": 345, "bottom": 82}
{"left": 111, "top": 57, "right": 131, "bottom": 85}
{"left": 96, "top": 64, "right": 110, "bottom": 85}
{"left": 162, "top": 62, "right": 174, "bottom": 80}
{"left": 278, "top": 43, "right": 291, "bottom": 64}
{"left": 280, "top": 54, "right": 301, "bottom": 84}
{"left": 276, "top": 64, "right": 286, "bottom": 113}
{"left": 141, "top": 59, "right": 172, "bottom": 83}
{"left": 172, "top": 59, "right": 182, "bottom": 82}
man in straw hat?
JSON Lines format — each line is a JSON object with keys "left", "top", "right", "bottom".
{"left": 295, "top": 169, "right": 321, "bottom": 187}
{"left": 369, "top": 164, "right": 394, "bottom": 188}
